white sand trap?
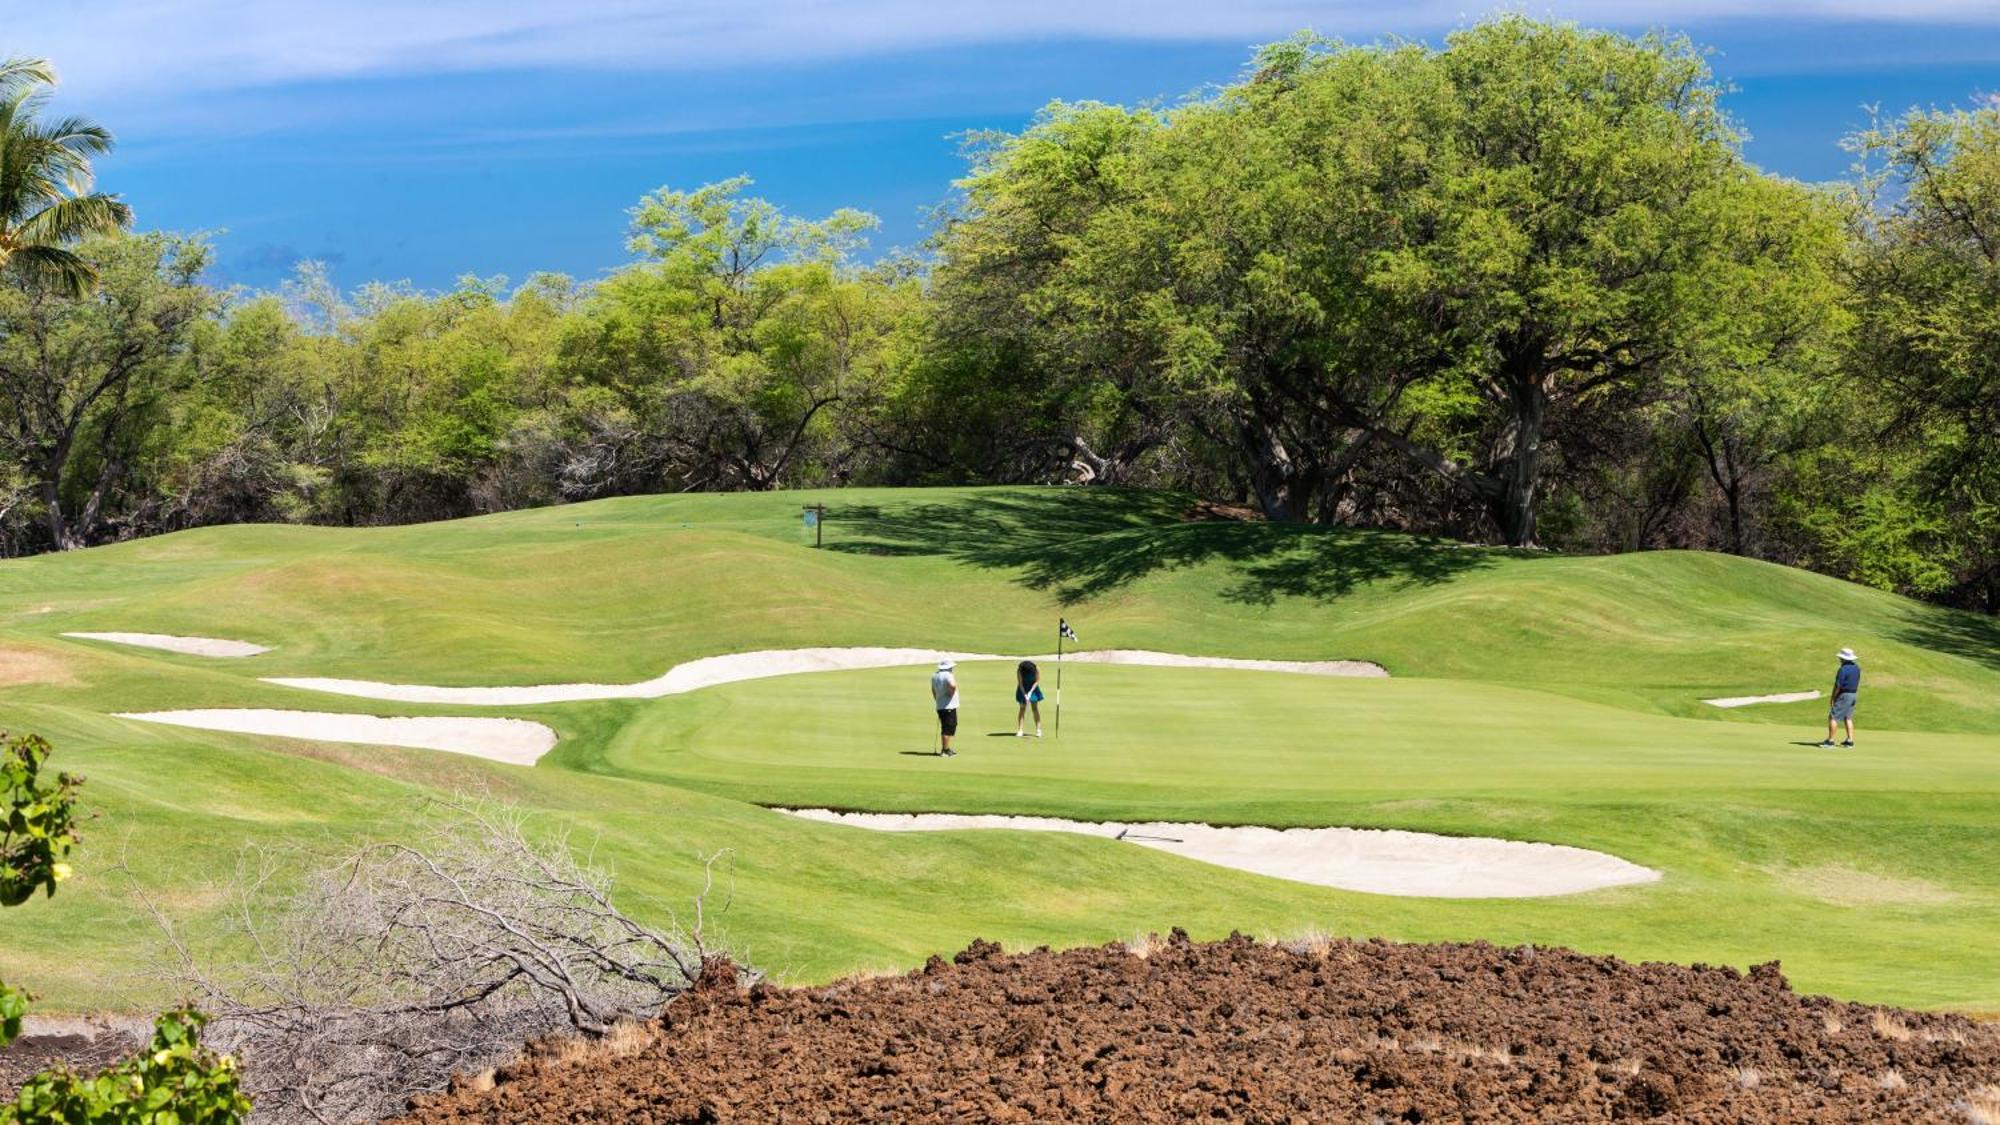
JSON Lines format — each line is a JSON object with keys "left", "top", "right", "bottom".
{"left": 64, "top": 632, "right": 270, "bottom": 658}
{"left": 263, "top": 647, "right": 1389, "bottom": 707}
{"left": 115, "top": 709, "right": 557, "bottom": 766}
{"left": 1704, "top": 690, "right": 1821, "bottom": 708}
{"left": 780, "top": 809, "right": 1659, "bottom": 899}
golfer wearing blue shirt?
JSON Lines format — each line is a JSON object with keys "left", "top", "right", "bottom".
{"left": 1014, "top": 658, "right": 1044, "bottom": 738}
{"left": 1819, "top": 648, "right": 1861, "bottom": 749}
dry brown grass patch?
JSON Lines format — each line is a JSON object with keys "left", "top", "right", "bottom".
{"left": 542, "top": 1020, "right": 656, "bottom": 1069}
{"left": 0, "top": 647, "right": 75, "bottom": 687}
{"left": 1965, "top": 1085, "right": 2000, "bottom": 1125}
{"left": 1873, "top": 1011, "right": 1914, "bottom": 1042}
{"left": 1285, "top": 928, "right": 1336, "bottom": 959}
{"left": 1445, "top": 1042, "right": 1513, "bottom": 1066}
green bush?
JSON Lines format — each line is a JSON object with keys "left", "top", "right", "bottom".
{"left": 0, "top": 733, "right": 249, "bottom": 1123}
{"left": 0, "top": 733, "right": 81, "bottom": 909}
{"left": 1, "top": 1010, "right": 248, "bottom": 1125}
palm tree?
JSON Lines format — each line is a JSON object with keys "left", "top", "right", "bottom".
{"left": 0, "top": 56, "right": 132, "bottom": 296}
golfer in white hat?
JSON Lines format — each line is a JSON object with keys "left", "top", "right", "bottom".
{"left": 930, "top": 659, "right": 960, "bottom": 757}
{"left": 1820, "top": 647, "right": 1861, "bottom": 749}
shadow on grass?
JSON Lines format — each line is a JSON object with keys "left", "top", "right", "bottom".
{"left": 825, "top": 489, "right": 1504, "bottom": 605}
{"left": 1893, "top": 602, "right": 2000, "bottom": 674}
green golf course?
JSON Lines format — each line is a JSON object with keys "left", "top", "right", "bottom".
{"left": 2, "top": 486, "right": 1997, "bottom": 1012}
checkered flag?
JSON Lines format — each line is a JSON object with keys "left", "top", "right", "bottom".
{"left": 1054, "top": 618, "right": 1077, "bottom": 738}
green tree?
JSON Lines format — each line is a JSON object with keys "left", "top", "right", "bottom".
{"left": 0, "top": 57, "right": 132, "bottom": 296}
{"left": 940, "top": 19, "right": 1834, "bottom": 544}
{"left": 924, "top": 104, "right": 1182, "bottom": 487}
{"left": 1823, "top": 104, "right": 2000, "bottom": 611}
{"left": 0, "top": 233, "right": 214, "bottom": 549}
{"left": 1669, "top": 175, "right": 1850, "bottom": 555}
{"left": 561, "top": 177, "right": 901, "bottom": 491}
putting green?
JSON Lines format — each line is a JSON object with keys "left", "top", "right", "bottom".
{"left": 1, "top": 487, "right": 1996, "bottom": 1012}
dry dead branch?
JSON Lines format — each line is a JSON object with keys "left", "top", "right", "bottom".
{"left": 149, "top": 797, "right": 739, "bottom": 1124}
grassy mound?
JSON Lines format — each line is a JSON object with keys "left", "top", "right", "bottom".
{"left": 1, "top": 487, "right": 1995, "bottom": 1011}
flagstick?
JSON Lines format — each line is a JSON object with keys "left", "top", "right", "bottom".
{"left": 1055, "top": 621, "right": 1064, "bottom": 740}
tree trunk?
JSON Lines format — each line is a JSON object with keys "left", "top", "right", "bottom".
{"left": 1723, "top": 476, "right": 1745, "bottom": 556}
{"left": 37, "top": 476, "right": 77, "bottom": 550}
{"left": 1487, "top": 363, "right": 1547, "bottom": 548}
{"left": 1239, "top": 416, "right": 1297, "bottom": 522}
{"left": 1069, "top": 436, "right": 1110, "bottom": 484}
{"left": 1690, "top": 408, "right": 1748, "bottom": 556}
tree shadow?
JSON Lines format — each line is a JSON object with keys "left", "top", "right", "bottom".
{"left": 1892, "top": 602, "right": 2000, "bottom": 674}
{"left": 826, "top": 489, "right": 1504, "bottom": 605}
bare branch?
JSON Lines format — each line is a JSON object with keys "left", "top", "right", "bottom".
{"left": 152, "top": 796, "right": 747, "bottom": 1124}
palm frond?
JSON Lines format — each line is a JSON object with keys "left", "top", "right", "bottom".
{"left": 17, "top": 121, "right": 112, "bottom": 193}
{"left": 0, "top": 149, "right": 76, "bottom": 223}
{"left": 0, "top": 56, "right": 123, "bottom": 282}
{"left": 0, "top": 86, "right": 121, "bottom": 230}
{"left": 17, "top": 193, "right": 131, "bottom": 246}
{"left": 5, "top": 243, "right": 97, "bottom": 297}
{"left": 0, "top": 58, "right": 55, "bottom": 101}
{"left": 41, "top": 115, "right": 115, "bottom": 155}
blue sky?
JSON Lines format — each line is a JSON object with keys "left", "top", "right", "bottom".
{"left": 17, "top": 2, "right": 2000, "bottom": 292}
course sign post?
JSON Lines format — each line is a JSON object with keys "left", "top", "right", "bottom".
{"left": 802, "top": 503, "right": 825, "bottom": 548}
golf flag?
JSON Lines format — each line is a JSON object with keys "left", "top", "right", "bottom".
{"left": 1055, "top": 618, "right": 1076, "bottom": 738}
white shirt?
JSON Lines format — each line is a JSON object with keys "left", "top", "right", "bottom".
{"left": 931, "top": 670, "right": 958, "bottom": 710}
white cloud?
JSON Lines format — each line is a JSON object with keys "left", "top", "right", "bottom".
{"left": 18, "top": 0, "right": 2000, "bottom": 103}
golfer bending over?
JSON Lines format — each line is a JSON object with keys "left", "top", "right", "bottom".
{"left": 932, "top": 659, "right": 959, "bottom": 757}
{"left": 1819, "top": 647, "right": 1861, "bottom": 749}
{"left": 1015, "top": 658, "right": 1044, "bottom": 738}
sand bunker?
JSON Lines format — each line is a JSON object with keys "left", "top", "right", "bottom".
{"left": 1704, "top": 690, "right": 1821, "bottom": 708}
{"left": 264, "top": 647, "right": 1388, "bottom": 707}
{"left": 64, "top": 631, "right": 270, "bottom": 658}
{"left": 780, "top": 809, "right": 1659, "bottom": 899}
{"left": 115, "top": 709, "right": 557, "bottom": 766}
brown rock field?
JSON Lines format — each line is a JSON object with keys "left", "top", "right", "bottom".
{"left": 404, "top": 931, "right": 2000, "bottom": 1123}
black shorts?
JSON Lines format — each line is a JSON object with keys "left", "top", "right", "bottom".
{"left": 937, "top": 708, "right": 959, "bottom": 736}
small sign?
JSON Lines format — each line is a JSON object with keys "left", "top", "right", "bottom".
{"left": 802, "top": 510, "right": 819, "bottom": 529}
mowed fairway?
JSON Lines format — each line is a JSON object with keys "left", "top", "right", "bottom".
{"left": 2, "top": 487, "right": 1997, "bottom": 1012}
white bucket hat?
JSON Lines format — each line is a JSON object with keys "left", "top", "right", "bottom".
{"left": 1837, "top": 647, "right": 1857, "bottom": 662}
{"left": 937, "top": 659, "right": 956, "bottom": 671}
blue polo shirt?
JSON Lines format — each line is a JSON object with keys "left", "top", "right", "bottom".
{"left": 1834, "top": 662, "right": 1860, "bottom": 695}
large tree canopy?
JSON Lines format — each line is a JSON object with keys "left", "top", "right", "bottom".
{"left": 938, "top": 18, "right": 1844, "bottom": 544}
{"left": 558, "top": 177, "right": 914, "bottom": 493}
{"left": 1817, "top": 105, "right": 2000, "bottom": 611}
{"left": 0, "top": 233, "right": 211, "bottom": 549}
